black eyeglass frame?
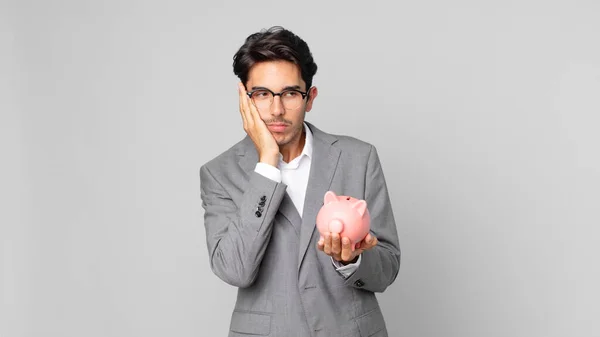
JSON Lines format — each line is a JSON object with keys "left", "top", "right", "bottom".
{"left": 246, "top": 87, "right": 311, "bottom": 101}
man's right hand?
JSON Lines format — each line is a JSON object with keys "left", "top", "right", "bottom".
{"left": 238, "top": 82, "right": 280, "bottom": 167}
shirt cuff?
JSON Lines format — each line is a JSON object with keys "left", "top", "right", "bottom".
{"left": 331, "top": 254, "right": 361, "bottom": 278}
{"left": 255, "top": 162, "right": 282, "bottom": 183}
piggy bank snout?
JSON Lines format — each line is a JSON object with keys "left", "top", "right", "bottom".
{"left": 328, "top": 219, "right": 344, "bottom": 233}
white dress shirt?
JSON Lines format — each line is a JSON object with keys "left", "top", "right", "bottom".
{"left": 254, "top": 122, "right": 361, "bottom": 278}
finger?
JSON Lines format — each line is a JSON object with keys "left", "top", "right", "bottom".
{"left": 238, "top": 83, "right": 250, "bottom": 127}
{"left": 341, "top": 237, "right": 352, "bottom": 261}
{"left": 364, "top": 234, "right": 378, "bottom": 249}
{"left": 354, "top": 235, "right": 368, "bottom": 250}
{"left": 240, "top": 84, "right": 259, "bottom": 128}
{"left": 246, "top": 91, "right": 264, "bottom": 125}
{"left": 317, "top": 236, "right": 324, "bottom": 251}
{"left": 323, "top": 233, "right": 332, "bottom": 255}
{"left": 238, "top": 83, "right": 258, "bottom": 121}
{"left": 331, "top": 233, "right": 342, "bottom": 255}
{"left": 238, "top": 82, "right": 247, "bottom": 111}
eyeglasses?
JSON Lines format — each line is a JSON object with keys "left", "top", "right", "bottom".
{"left": 247, "top": 88, "right": 309, "bottom": 111}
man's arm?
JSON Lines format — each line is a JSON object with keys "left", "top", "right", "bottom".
{"left": 342, "top": 145, "right": 401, "bottom": 292}
{"left": 200, "top": 164, "right": 287, "bottom": 288}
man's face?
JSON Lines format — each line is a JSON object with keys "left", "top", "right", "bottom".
{"left": 245, "top": 60, "right": 318, "bottom": 148}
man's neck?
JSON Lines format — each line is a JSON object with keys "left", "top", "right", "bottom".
{"left": 279, "top": 129, "right": 306, "bottom": 163}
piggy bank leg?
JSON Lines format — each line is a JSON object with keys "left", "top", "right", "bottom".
{"left": 328, "top": 219, "right": 343, "bottom": 234}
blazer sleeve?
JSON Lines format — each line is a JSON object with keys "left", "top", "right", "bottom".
{"left": 200, "top": 164, "right": 287, "bottom": 288}
{"left": 343, "top": 145, "right": 402, "bottom": 292}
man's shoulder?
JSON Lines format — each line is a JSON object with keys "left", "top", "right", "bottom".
{"left": 199, "top": 136, "right": 248, "bottom": 173}
{"left": 333, "top": 134, "right": 374, "bottom": 152}
{"left": 322, "top": 129, "right": 375, "bottom": 157}
{"left": 309, "top": 122, "right": 375, "bottom": 153}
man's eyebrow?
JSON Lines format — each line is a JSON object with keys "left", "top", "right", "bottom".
{"left": 250, "top": 85, "right": 303, "bottom": 91}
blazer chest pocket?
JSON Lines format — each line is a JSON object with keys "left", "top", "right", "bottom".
{"left": 355, "top": 307, "right": 386, "bottom": 337}
{"left": 230, "top": 310, "right": 271, "bottom": 336}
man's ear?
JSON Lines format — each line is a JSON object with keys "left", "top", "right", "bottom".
{"left": 305, "top": 86, "right": 318, "bottom": 112}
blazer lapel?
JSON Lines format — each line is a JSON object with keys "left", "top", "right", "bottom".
{"left": 298, "top": 122, "right": 341, "bottom": 269}
{"left": 279, "top": 193, "right": 302, "bottom": 236}
{"left": 238, "top": 136, "right": 258, "bottom": 175}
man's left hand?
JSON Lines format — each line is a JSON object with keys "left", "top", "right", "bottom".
{"left": 317, "top": 232, "right": 378, "bottom": 264}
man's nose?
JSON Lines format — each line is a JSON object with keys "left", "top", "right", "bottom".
{"left": 271, "top": 95, "right": 284, "bottom": 116}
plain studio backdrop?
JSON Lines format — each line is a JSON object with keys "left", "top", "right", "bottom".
{"left": 1, "top": 0, "right": 599, "bottom": 336}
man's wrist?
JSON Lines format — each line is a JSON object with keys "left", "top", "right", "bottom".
{"left": 338, "top": 255, "right": 359, "bottom": 265}
{"left": 259, "top": 152, "right": 279, "bottom": 167}
{"left": 255, "top": 162, "right": 282, "bottom": 183}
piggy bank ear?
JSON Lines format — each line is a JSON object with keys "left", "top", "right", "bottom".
{"left": 351, "top": 200, "right": 367, "bottom": 216}
{"left": 324, "top": 191, "right": 338, "bottom": 204}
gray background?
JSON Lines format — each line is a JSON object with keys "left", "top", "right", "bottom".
{"left": 2, "top": 0, "right": 599, "bottom": 336}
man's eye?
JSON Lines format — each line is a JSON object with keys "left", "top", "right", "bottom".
{"left": 283, "top": 91, "right": 300, "bottom": 97}
{"left": 253, "top": 91, "right": 270, "bottom": 98}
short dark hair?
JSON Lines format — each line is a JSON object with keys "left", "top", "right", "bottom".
{"left": 233, "top": 26, "right": 318, "bottom": 90}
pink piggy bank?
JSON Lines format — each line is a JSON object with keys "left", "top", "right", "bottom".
{"left": 315, "top": 191, "right": 371, "bottom": 251}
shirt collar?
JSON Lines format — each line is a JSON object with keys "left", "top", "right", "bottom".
{"left": 302, "top": 122, "right": 313, "bottom": 159}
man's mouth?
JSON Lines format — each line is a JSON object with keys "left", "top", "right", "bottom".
{"left": 267, "top": 123, "right": 289, "bottom": 132}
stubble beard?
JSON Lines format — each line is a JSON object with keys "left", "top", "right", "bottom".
{"left": 274, "top": 123, "right": 303, "bottom": 148}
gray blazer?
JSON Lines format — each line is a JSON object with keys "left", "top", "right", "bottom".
{"left": 200, "top": 122, "right": 401, "bottom": 337}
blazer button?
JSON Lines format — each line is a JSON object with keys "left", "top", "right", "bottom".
{"left": 354, "top": 279, "right": 365, "bottom": 287}
{"left": 255, "top": 210, "right": 262, "bottom": 217}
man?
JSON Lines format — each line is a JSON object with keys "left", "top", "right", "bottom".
{"left": 199, "top": 26, "right": 401, "bottom": 337}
